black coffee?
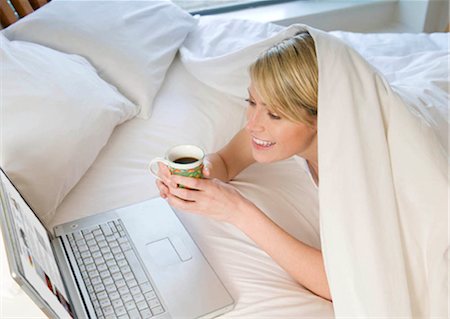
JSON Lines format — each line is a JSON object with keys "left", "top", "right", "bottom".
{"left": 173, "top": 157, "right": 198, "bottom": 164}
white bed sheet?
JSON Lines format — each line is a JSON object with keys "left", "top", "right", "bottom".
{"left": 1, "top": 19, "right": 448, "bottom": 318}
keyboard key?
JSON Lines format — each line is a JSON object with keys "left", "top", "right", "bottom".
{"left": 151, "top": 306, "right": 164, "bottom": 315}
{"left": 81, "top": 251, "right": 91, "bottom": 259}
{"left": 115, "top": 306, "right": 127, "bottom": 316}
{"left": 86, "top": 263, "right": 96, "bottom": 272}
{"left": 92, "top": 299, "right": 100, "bottom": 309}
{"left": 123, "top": 272, "right": 134, "bottom": 281}
{"left": 98, "top": 240, "right": 108, "bottom": 248}
{"left": 112, "top": 246, "right": 121, "bottom": 254}
{"left": 94, "top": 306, "right": 103, "bottom": 317}
{"left": 110, "top": 241, "right": 119, "bottom": 248}
{"left": 110, "top": 265, "right": 120, "bottom": 274}
{"left": 108, "top": 221, "right": 117, "bottom": 232}
{"left": 112, "top": 272, "right": 123, "bottom": 281}
{"left": 140, "top": 282, "right": 153, "bottom": 293}
{"left": 115, "top": 252, "right": 125, "bottom": 260}
{"left": 141, "top": 308, "right": 153, "bottom": 319}
{"left": 102, "top": 305, "right": 114, "bottom": 315}
{"left": 109, "top": 291, "right": 120, "bottom": 301}
{"left": 122, "top": 293, "right": 133, "bottom": 303}
{"left": 103, "top": 277, "right": 114, "bottom": 286}
{"left": 93, "top": 229, "right": 102, "bottom": 237}
{"left": 73, "top": 231, "right": 83, "bottom": 241}
{"left": 125, "top": 301, "right": 137, "bottom": 311}
{"left": 97, "top": 291, "right": 108, "bottom": 300}
{"left": 148, "top": 298, "right": 160, "bottom": 308}
{"left": 100, "top": 299, "right": 111, "bottom": 308}
{"left": 144, "top": 291, "right": 156, "bottom": 300}
{"left": 101, "top": 224, "right": 113, "bottom": 236}
{"left": 127, "top": 308, "right": 140, "bottom": 319}
{"left": 118, "top": 286, "right": 129, "bottom": 295}
{"left": 105, "top": 253, "right": 115, "bottom": 261}
{"left": 127, "top": 279, "right": 138, "bottom": 288}
{"left": 106, "top": 284, "right": 116, "bottom": 293}
{"left": 98, "top": 263, "right": 108, "bottom": 272}
{"left": 78, "top": 245, "right": 89, "bottom": 252}
{"left": 130, "top": 286, "right": 141, "bottom": 296}
{"left": 87, "top": 239, "right": 97, "bottom": 247}
{"left": 112, "top": 299, "right": 123, "bottom": 309}
{"left": 90, "top": 245, "right": 100, "bottom": 252}
{"left": 120, "top": 242, "right": 132, "bottom": 251}
{"left": 94, "top": 284, "right": 105, "bottom": 293}
{"left": 116, "top": 279, "right": 126, "bottom": 288}
{"left": 91, "top": 276, "right": 102, "bottom": 286}
{"left": 106, "top": 259, "right": 116, "bottom": 267}
{"left": 95, "top": 257, "right": 105, "bottom": 265}
{"left": 134, "top": 293, "right": 145, "bottom": 304}
{"left": 137, "top": 300, "right": 148, "bottom": 311}
{"left": 87, "top": 285, "right": 94, "bottom": 294}
{"left": 106, "top": 235, "right": 115, "bottom": 242}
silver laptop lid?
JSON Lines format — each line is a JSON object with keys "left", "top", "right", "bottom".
{"left": 0, "top": 168, "right": 74, "bottom": 318}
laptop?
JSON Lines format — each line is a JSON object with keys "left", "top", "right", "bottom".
{"left": 0, "top": 168, "right": 234, "bottom": 319}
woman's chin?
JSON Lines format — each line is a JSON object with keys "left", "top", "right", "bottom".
{"left": 252, "top": 150, "right": 276, "bottom": 164}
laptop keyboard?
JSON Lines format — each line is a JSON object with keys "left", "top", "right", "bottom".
{"left": 67, "top": 220, "right": 165, "bottom": 319}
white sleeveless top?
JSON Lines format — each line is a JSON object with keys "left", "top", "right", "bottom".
{"left": 295, "top": 156, "right": 318, "bottom": 189}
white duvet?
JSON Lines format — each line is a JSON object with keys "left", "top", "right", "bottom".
{"left": 1, "top": 17, "right": 448, "bottom": 318}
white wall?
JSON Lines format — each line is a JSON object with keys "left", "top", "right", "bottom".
{"left": 216, "top": 0, "right": 450, "bottom": 33}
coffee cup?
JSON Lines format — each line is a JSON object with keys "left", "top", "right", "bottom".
{"left": 149, "top": 145, "right": 204, "bottom": 182}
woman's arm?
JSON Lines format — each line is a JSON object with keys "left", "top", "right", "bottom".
{"left": 206, "top": 128, "right": 255, "bottom": 182}
{"left": 165, "top": 175, "right": 331, "bottom": 301}
{"left": 235, "top": 201, "right": 331, "bottom": 301}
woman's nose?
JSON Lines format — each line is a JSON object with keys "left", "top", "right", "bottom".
{"left": 246, "top": 107, "right": 264, "bottom": 132}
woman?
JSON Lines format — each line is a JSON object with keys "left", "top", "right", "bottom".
{"left": 156, "top": 31, "right": 331, "bottom": 301}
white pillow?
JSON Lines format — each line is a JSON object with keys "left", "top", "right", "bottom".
{"left": 3, "top": 0, "right": 197, "bottom": 119}
{"left": 0, "top": 34, "right": 138, "bottom": 224}
{"left": 179, "top": 17, "right": 284, "bottom": 99}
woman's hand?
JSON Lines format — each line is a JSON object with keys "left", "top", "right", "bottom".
{"left": 155, "top": 155, "right": 216, "bottom": 199}
{"left": 165, "top": 174, "right": 253, "bottom": 226}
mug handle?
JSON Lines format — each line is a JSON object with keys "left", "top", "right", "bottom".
{"left": 148, "top": 157, "right": 171, "bottom": 180}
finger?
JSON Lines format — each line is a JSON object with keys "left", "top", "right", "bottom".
{"left": 157, "top": 162, "right": 171, "bottom": 180}
{"left": 156, "top": 179, "right": 169, "bottom": 198}
{"left": 202, "top": 158, "right": 212, "bottom": 178}
{"left": 166, "top": 193, "right": 199, "bottom": 213}
{"left": 170, "top": 175, "right": 206, "bottom": 191}
{"left": 168, "top": 183, "right": 201, "bottom": 202}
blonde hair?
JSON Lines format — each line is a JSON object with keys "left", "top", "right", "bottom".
{"left": 249, "top": 31, "right": 318, "bottom": 127}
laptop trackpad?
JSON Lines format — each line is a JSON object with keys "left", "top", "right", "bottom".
{"left": 146, "top": 237, "right": 191, "bottom": 267}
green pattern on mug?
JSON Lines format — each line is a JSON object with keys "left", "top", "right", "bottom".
{"left": 170, "top": 164, "right": 203, "bottom": 188}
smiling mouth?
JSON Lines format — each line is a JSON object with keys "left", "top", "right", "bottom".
{"left": 252, "top": 136, "right": 276, "bottom": 148}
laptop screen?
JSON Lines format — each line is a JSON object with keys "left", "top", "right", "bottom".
{"left": 0, "top": 169, "right": 73, "bottom": 318}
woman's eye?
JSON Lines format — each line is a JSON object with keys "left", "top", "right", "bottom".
{"left": 268, "top": 112, "right": 281, "bottom": 120}
{"left": 245, "top": 98, "right": 256, "bottom": 106}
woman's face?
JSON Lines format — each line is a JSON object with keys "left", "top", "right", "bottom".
{"left": 245, "top": 83, "right": 317, "bottom": 163}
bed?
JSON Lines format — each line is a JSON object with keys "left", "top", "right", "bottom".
{"left": 1, "top": 1, "right": 448, "bottom": 318}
